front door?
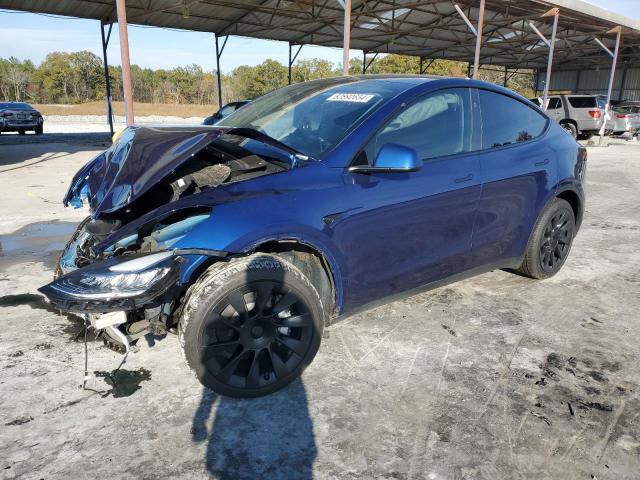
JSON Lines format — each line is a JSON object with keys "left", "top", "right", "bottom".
{"left": 331, "top": 88, "right": 482, "bottom": 310}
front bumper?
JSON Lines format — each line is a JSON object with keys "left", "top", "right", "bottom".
{"left": 39, "top": 252, "right": 182, "bottom": 313}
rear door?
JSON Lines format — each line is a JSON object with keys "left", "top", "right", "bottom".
{"left": 334, "top": 87, "right": 482, "bottom": 310}
{"left": 471, "top": 88, "right": 556, "bottom": 267}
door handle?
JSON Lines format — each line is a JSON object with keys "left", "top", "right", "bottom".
{"left": 535, "top": 158, "right": 550, "bottom": 166}
{"left": 454, "top": 173, "right": 474, "bottom": 183}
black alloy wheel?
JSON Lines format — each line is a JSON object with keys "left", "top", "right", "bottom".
{"left": 179, "top": 254, "right": 324, "bottom": 397}
{"left": 539, "top": 209, "right": 573, "bottom": 273}
{"left": 201, "top": 282, "right": 315, "bottom": 390}
{"left": 515, "top": 198, "right": 575, "bottom": 279}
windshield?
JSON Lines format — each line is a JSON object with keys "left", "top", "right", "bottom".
{"left": 0, "top": 102, "right": 32, "bottom": 110}
{"left": 220, "top": 77, "right": 414, "bottom": 158}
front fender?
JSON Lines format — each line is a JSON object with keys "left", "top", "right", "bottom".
{"left": 172, "top": 214, "right": 347, "bottom": 312}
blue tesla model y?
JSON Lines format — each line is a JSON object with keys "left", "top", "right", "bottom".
{"left": 40, "top": 75, "right": 586, "bottom": 397}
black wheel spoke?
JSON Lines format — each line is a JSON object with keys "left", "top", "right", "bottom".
{"left": 277, "top": 334, "right": 308, "bottom": 357}
{"left": 273, "top": 291, "right": 298, "bottom": 314}
{"left": 246, "top": 350, "right": 261, "bottom": 388}
{"left": 227, "top": 291, "right": 247, "bottom": 317}
{"left": 269, "top": 348, "right": 289, "bottom": 379}
{"left": 219, "top": 316, "right": 241, "bottom": 331}
{"left": 203, "top": 339, "right": 239, "bottom": 349}
{"left": 216, "top": 349, "right": 244, "bottom": 381}
{"left": 275, "top": 313, "right": 312, "bottom": 328}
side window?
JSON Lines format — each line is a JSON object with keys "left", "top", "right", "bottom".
{"left": 362, "top": 88, "right": 472, "bottom": 164}
{"left": 479, "top": 90, "right": 548, "bottom": 149}
{"left": 547, "top": 98, "right": 561, "bottom": 110}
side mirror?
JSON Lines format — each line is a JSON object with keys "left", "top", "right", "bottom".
{"left": 349, "top": 143, "right": 421, "bottom": 173}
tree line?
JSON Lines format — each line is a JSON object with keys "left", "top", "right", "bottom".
{"left": 0, "top": 50, "right": 535, "bottom": 107}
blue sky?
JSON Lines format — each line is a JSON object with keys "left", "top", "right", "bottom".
{"left": 0, "top": 0, "right": 637, "bottom": 73}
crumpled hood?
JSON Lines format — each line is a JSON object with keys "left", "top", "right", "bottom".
{"left": 64, "top": 125, "right": 228, "bottom": 215}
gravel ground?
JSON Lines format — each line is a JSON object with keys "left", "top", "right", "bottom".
{"left": 0, "top": 131, "right": 639, "bottom": 480}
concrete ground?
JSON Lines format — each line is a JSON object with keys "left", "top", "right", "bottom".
{"left": 0, "top": 133, "right": 639, "bottom": 480}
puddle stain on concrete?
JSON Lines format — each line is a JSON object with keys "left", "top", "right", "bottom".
{"left": 0, "top": 293, "right": 62, "bottom": 315}
{"left": 0, "top": 293, "right": 92, "bottom": 342}
{"left": 94, "top": 368, "right": 152, "bottom": 398}
{"left": 0, "top": 220, "right": 77, "bottom": 255}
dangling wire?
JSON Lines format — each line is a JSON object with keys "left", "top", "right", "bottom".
{"left": 82, "top": 314, "right": 90, "bottom": 389}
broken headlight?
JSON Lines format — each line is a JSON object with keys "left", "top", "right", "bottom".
{"left": 39, "top": 251, "right": 181, "bottom": 312}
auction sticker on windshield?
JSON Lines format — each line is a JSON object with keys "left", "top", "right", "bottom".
{"left": 327, "top": 93, "right": 375, "bottom": 103}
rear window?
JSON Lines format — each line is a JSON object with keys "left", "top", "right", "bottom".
{"left": 479, "top": 90, "right": 548, "bottom": 149}
{"left": 568, "top": 97, "right": 597, "bottom": 108}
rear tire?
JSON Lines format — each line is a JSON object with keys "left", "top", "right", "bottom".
{"left": 35, "top": 125, "right": 43, "bottom": 135}
{"left": 516, "top": 198, "right": 575, "bottom": 279}
{"left": 18, "top": 129, "right": 25, "bottom": 135}
{"left": 561, "top": 122, "right": 577, "bottom": 139}
{"left": 179, "top": 254, "right": 324, "bottom": 398}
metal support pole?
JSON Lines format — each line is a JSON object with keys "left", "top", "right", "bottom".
{"left": 100, "top": 22, "right": 114, "bottom": 136}
{"left": 503, "top": 66, "right": 508, "bottom": 87}
{"left": 362, "top": 52, "right": 378, "bottom": 74}
{"left": 529, "top": 8, "right": 559, "bottom": 110}
{"left": 342, "top": 0, "right": 351, "bottom": 76}
{"left": 472, "top": 0, "right": 485, "bottom": 79}
{"left": 288, "top": 43, "right": 303, "bottom": 85}
{"left": 115, "top": 0, "right": 134, "bottom": 126}
{"left": 363, "top": 51, "right": 366, "bottom": 74}
{"left": 604, "top": 27, "right": 622, "bottom": 111}
{"left": 542, "top": 10, "right": 558, "bottom": 111}
{"left": 454, "top": 1, "right": 484, "bottom": 79}
{"left": 601, "top": 27, "right": 622, "bottom": 144}
{"left": 419, "top": 56, "right": 424, "bottom": 75}
{"left": 215, "top": 34, "right": 228, "bottom": 109}
{"left": 289, "top": 43, "right": 293, "bottom": 84}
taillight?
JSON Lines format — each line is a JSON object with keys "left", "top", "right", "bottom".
{"left": 615, "top": 114, "right": 628, "bottom": 119}
{"left": 589, "top": 110, "right": 602, "bottom": 119}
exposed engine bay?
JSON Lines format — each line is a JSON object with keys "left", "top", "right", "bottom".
{"left": 41, "top": 126, "right": 297, "bottom": 351}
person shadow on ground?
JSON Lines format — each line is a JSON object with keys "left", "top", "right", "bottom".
{"left": 191, "top": 379, "right": 317, "bottom": 479}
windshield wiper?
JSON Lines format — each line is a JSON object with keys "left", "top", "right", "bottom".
{"left": 227, "top": 127, "right": 313, "bottom": 165}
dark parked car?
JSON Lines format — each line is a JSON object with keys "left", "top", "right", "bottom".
{"left": 40, "top": 76, "right": 586, "bottom": 397}
{"left": 0, "top": 102, "right": 44, "bottom": 135}
{"left": 203, "top": 100, "right": 250, "bottom": 125}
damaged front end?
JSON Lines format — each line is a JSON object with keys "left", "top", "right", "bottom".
{"left": 42, "top": 125, "right": 297, "bottom": 350}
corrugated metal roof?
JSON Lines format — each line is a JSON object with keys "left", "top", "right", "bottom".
{"left": 1, "top": 0, "right": 639, "bottom": 70}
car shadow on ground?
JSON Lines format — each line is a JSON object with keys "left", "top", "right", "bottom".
{"left": 192, "top": 379, "right": 317, "bottom": 479}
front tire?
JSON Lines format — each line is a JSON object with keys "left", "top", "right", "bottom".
{"left": 516, "top": 198, "right": 575, "bottom": 279}
{"left": 179, "top": 254, "right": 324, "bottom": 398}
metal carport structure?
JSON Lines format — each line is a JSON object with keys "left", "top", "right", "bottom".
{"left": 2, "top": 0, "right": 639, "bottom": 131}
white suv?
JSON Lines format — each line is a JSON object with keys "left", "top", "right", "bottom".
{"left": 531, "top": 95, "right": 603, "bottom": 140}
